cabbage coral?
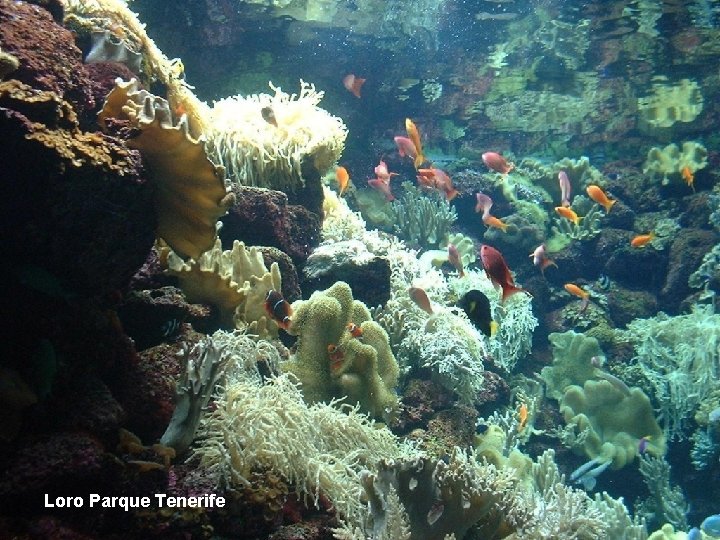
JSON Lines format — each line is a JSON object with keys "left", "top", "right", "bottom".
{"left": 205, "top": 80, "right": 347, "bottom": 191}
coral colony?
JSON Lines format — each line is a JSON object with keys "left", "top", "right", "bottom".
{"left": 2, "top": 0, "right": 720, "bottom": 538}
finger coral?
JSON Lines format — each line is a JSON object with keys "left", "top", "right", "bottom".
{"left": 205, "top": 80, "right": 347, "bottom": 191}
{"left": 100, "top": 78, "right": 234, "bottom": 259}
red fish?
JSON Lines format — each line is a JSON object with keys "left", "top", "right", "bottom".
{"left": 475, "top": 192, "right": 493, "bottom": 219}
{"left": 417, "top": 167, "right": 459, "bottom": 201}
{"left": 368, "top": 178, "right": 395, "bottom": 201}
{"left": 479, "top": 244, "right": 526, "bottom": 303}
{"left": 347, "top": 323, "right": 363, "bottom": 338}
{"left": 264, "top": 290, "right": 292, "bottom": 330}
{"left": 342, "top": 74, "right": 366, "bottom": 98}
{"left": 327, "top": 344, "right": 344, "bottom": 371}
{"left": 482, "top": 152, "right": 514, "bottom": 175}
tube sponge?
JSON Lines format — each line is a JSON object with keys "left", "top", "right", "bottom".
{"left": 282, "top": 281, "right": 399, "bottom": 420}
{"left": 205, "top": 80, "right": 347, "bottom": 191}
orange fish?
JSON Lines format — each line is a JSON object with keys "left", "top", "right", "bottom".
{"left": 336, "top": 166, "right": 350, "bottom": 196}
{"left": 681, "top": 166, "right": 695, "bottom": 191}
{"left": 327, "top": 344, "right": 344, "bottom": 371}
{"left": 347, "top": 323, "right": 363, "bottom": 338}
{"left": 517, "top": 403, "right": 528, "bottom": 432}
{"left": 342, "top": 74, "right": 366, "bottom": 98}
{"left": 405, "top": 118, "right": 426, "bottom": 169}
{"left": 409, "top": 287, "right": 433, "bottom": 314}
{"left": 483, "top": 214, "right": 509, "bottom": 233}
{"left": 586, "top": 185, "right": 616, "bottom": 213}
{"left": 564, "top": 283, "right": 590, "bottom": 313}
{"left": 264, "top": 290, "right": 292, "bottom": 330}
{"left": 555, "top": 206, "right": 581, "bottom": 226}
{"left": 630, "top": 233, "right": 655, "bottom": 248}
{"left": 417, "top": 167, "right": 459, "bottom": 201}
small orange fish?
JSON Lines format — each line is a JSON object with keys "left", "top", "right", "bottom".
{"left": 483, "top": 214, "right": 509, "bottom": 233}
{"left": 631, "top": 233, "right": 655, "bottom": 248}
{"left": 347, "top": 323, "right": 363, "bottom": 338}
{"left": 681, "top": 166, "right": 695, "bottom": 191}
{"left": 408, "top": 287, "right": 433, "bottom": 314}
{"left": 586, "top": 185, "right": 616, "bottom": 213}
{"left": 342, "top": 74, "right": 366, "bottom": 98}
{"left": 405, "top": 118, "right": 426, "bottom": 169}
{"left": 555, "top": 206, "right": 581, "bottom": 226}
{"left": 336, "top": 166, "right": 350, "bottom": 196}
{"left": 327, "top": 344, "right": 344, "bottom": 370}
{"left": 564, "top": 283, "right": 590, "bottom": 313}
{"left": 517, "top": 403, "right": 528, "bottom": 432}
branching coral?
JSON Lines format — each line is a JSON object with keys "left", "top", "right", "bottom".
{"left": 636, "top": 455, "right": 689, "bottom": 532}
{"left": 205, "top": 80, "right": 347, "bottom": 191}
{"left": 100, "top": 78, "right": 234, "bottom": 259}
{"left": 391, "top": 182, "right": 457, "bottom": 249}
{"left": 619, "top": 304, "right": 720, "bottom": 440}
{"left": 163, "top": 238, "right": 282, "bottom": 337}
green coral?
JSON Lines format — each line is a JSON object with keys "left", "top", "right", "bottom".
{"left": 541, "top": 331, "right": 604, "bottom": 401}
{"left": 547, "top": 196, "right": 603, "bottom": 252}
{"left": 643, "top": 141, "right": 708, "bottom": 185}
{"left": 560, "top": 379, "right": 666, "bottom": 469}
{"left": 283, "top": 281, "right": 399, "bottom": 420}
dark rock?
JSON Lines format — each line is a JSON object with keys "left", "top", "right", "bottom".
{"left": 607, "top": 286, "right": 658, "bottom": 327}
{"left": 660, "top": 228, "right": 718, "bottom": 312}
{"left": 221, "top": 185, "right": 320, "bottom": 266}
{"left": 301, "top": 240, "right": 391, "bottom": 307}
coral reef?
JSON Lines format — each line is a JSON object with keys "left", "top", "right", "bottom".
{"left": 643, "top": 141, "right": 708, "bottom": 185}
{"left": 560, "top": 379, "right": 666, "bottom": 470}
{"left": 391, "top": 182, "right": 457, "bottom": 249}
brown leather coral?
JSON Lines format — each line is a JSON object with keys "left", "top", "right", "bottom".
{"left": 100, "top": 79, "right": 234, "bottom": 259}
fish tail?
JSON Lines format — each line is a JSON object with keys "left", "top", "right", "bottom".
{"left": 501, "top": 284, "right": 525, "bottom": 303}
{"left": 414, "top": 152, "right": 426, "bottom": 170}
{"left": 603, "top": 199, "right": 616, "bottom": 213}
{"left": 446, "top": 188, "right": 459, "bottom": 201}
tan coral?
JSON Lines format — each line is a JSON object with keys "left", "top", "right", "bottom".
{"left": 100, "top": 79, "right": 234, "bottom": 259}
{"left": 164, "top": 238, "right": 282, "bottom": 338}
